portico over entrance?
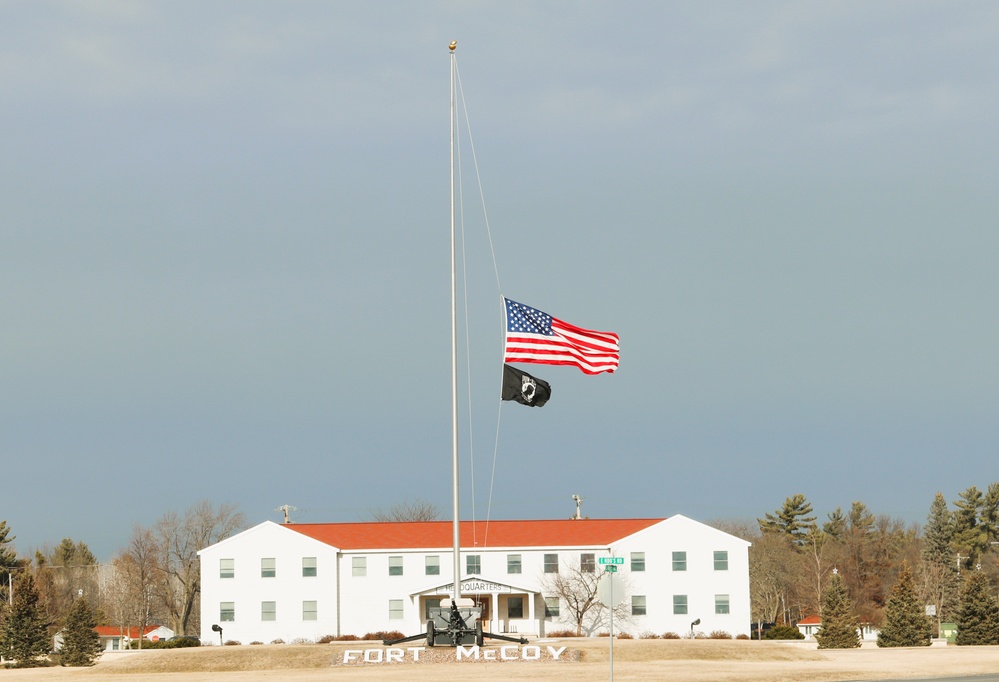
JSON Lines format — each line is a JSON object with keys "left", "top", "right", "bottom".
{"left": 413, "top": 578, "right": 539, "bottom": 635}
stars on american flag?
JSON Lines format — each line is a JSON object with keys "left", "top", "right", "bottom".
{"left": 506, "top": 299, "right": 554, "bottom": 336}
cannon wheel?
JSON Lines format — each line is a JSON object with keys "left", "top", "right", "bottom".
{"left": 426, "top": 619, "right": 435, "bottom": 647}
{"left": 475, "top": 620, "right": 484, "bottom": 647}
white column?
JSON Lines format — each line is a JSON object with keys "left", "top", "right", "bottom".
{"left": 492, "top": 593, "right": 499, "bottom": 632}
{"left": 527, "top": 592, "right": 536, "bottom": 635}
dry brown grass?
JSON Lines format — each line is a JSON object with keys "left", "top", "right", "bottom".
{"left": 86, "top": 639, "right": 822, "bottom": 674}
{"left": 93, "top": 644, "right": 334, "bottom": 673}
{"left": 3, "top": 638, "right": 998, "bottom": 682}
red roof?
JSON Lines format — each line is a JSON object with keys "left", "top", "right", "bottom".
{"left": 94, "top": 625, "right": 162, "bottom": 638}
{"left": 286, "top": 518, "right": 665, "bottom": 550}
{"left": 797, "top": 615, "right": 821, "bottom": 625}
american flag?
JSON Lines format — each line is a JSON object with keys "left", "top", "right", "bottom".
{"left": 503, "top": 298, "right": 620, "bottom": 375}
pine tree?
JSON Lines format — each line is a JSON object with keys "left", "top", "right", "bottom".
{"left": 758, "top": 494, "right": 817, "bottom": 549}
{"left": 823, "top": 507, "right": 847, "bottom": 539}
{"left": 953, "top": 486, "right": 985, "bottom": 566}
{"left": 60, "top": 597, "right": 101, "bottom": 666}
{"left": 0, "top": 572, "right": 51, "bottom": 667}
{"left": 0, "top": 521, "right": 17, "bottom": 602}
{"left": 816, "top": 572, "right": 860, "bottom": 649}
{"left": 956, "top": 570, "right": 999, "bottom": 645}
{"left": 877, "top": 563, "right": 932, "bottom": 647}
{"left": 922, "top": 492, "right": 960, "bottom": 630}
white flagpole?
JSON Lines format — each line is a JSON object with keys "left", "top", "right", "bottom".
{"left": 449, "top": 40, "right": 462, "bottom": 604}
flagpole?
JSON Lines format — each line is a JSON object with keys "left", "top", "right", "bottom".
{"left": 449, "top": 40, "right": 462, "bottom": 604}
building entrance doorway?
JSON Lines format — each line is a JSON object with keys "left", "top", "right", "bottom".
{"left": 472, "top": 596, "right": 491, "bottom": 631}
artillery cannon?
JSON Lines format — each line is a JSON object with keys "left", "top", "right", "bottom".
{"left": 383, "top": 598, "right": 528, "bottom": 647}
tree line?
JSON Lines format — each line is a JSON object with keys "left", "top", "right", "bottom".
{"left": 735, "top": 483, "right": 999, "bottom": 639}
{"left": 4, "top": 489, "right": 999, "bottom": 665}
{"left": 0, "top": 501, "right": 243, "bottom": 667}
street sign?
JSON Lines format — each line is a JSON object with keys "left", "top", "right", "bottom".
{"left": 605, "top": 565, "right": 617, "bottom": 572}
{"left": 598, "top": 557, "right": 624, "bottom": 565}
{"left": 597, "top": 573, "right": 626, "bottom": 607}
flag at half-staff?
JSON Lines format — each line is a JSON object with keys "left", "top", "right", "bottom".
{"left": 503, "top": 297, "right": 620, "bottom": 375}
{"left": 501, "top": 364, "right": 552, "bottom": 407}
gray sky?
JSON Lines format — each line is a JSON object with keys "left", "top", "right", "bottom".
{"left": 2, "top": 1, "right": 997, "bottom": 560}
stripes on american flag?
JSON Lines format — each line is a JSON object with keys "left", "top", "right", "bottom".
{"left": 503, "top": 298, "right": 620, "bottom": 375}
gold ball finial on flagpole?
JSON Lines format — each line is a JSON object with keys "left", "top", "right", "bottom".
{"left": 449, "top": 41, "right": 457, "bottom": 51}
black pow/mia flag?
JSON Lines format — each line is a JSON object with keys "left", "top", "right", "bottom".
{"left": 501, "top": 364, "right": 551, "bottom": 407}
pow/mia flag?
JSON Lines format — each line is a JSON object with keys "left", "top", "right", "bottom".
{"left": 501, "top": 364, "right": 551, "bottom": 407}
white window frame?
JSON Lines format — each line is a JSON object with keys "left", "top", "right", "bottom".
{"left": 389, "top": 599, "right": 404, "bottom": 620}
{"left": 544, "top": 553, "right": 559, "bottom": 573}
{"left": 303, "top": 600, "right": 318, "bottom": 621}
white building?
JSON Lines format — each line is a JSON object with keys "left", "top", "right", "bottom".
{"left": 198, "top": 514, "right": 750, "bottom": 644}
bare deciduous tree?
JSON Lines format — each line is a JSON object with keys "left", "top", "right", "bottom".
{"left": 540, "top": 558, "right": 631, "bottom": 636}
{"left": 370, "top": 499, "right": 440, "bottom": 523}
{"left": 114, "top": 525, "right": 160, "bottom": 649}
{"left": 153, "top": 500, "right": 245, "bottom": 635}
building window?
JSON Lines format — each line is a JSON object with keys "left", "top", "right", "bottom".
{"left": 631, "top": 552, "right": 645, "bottom": 572}
{"left": 673, "top": 595, "right": 688, "bottom": 615}
{"left": 672, "top": 551, "right": 687, "bottom": 571}
{"left": 508, "top": 596, "right": 524, "bottom": 619}
{"left": 466, "top": 555, "right": 481, "bottom": 575}
{"left": 220, "top": 558, "right": 234, "bottom": 579}
{"left": 220, "top": 602, "right": 235, "bottom": 622}
{"left": 714, "top": 551, "right": 728, "bottom": 571}
{"left": 389, "top": 599, "right": 404, "bottom": 620}
{"left": 581, "top": 553, "right": 595, "bottom": 573}
{"left": 261, "top": 601, "right": 276, "bottom": 621}
{"left": 544, "top": 554, "right": 559, "bottom": 574}
{"left": 426, "top": 555, "right": 440, "bottom": 576}
{"left": 388, "top": 556, "right": 403, "bottom": 576}
{"left": 303, "top": 600, "right": 317, "bottom": 621}
{"left": 507, "top": 554, "right": 522, "bottom": 574}
{"left": 352, "top": 556, "right": 366, "bottom": 577}
{"left": 632, "top": 595, "right": 647, "bottom": 616}
{"left": 425, "top": 598, "right": 442, "bottom": 619}
{"left": 544, "top": 597, "right": 560, "bottom": 618}
{"left": 715, "top": 594, "right": 730, "bottom": 614}
{"left": 261, "top": 558, "right": 276, "bottom": 578}
{"left": 302, "top": 557, "right": 317, "bottom": 577}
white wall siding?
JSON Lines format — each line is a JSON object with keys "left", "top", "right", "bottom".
{"left": 198, "top": 515, "right": 751, "bottom": 645}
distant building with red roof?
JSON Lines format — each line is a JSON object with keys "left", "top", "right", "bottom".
{"left": 55, "top": 624, "right": 174, "bottom": 652}
{"left": 198, "top": 514, "right": 750, "bottom": 644}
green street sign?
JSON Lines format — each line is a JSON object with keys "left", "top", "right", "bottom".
{"left": 599, "top": 557, "right": 625, "bottom": 565}
{"left": 605, "top": 565, "right": 617, "bottom": 572}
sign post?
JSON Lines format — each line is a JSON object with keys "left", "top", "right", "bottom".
{"left": 597, "top": 560, "right": 626, "bottom": 682}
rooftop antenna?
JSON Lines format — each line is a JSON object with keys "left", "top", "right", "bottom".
{"left": 571, "top": 494, "right": 583, "bottom": 520}
{"left": 275, "top": 504, "right": 297, "bottom": 524}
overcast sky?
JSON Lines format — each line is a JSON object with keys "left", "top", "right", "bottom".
{"left": 2, "top": 1, "right": 997, "bottom": 560}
